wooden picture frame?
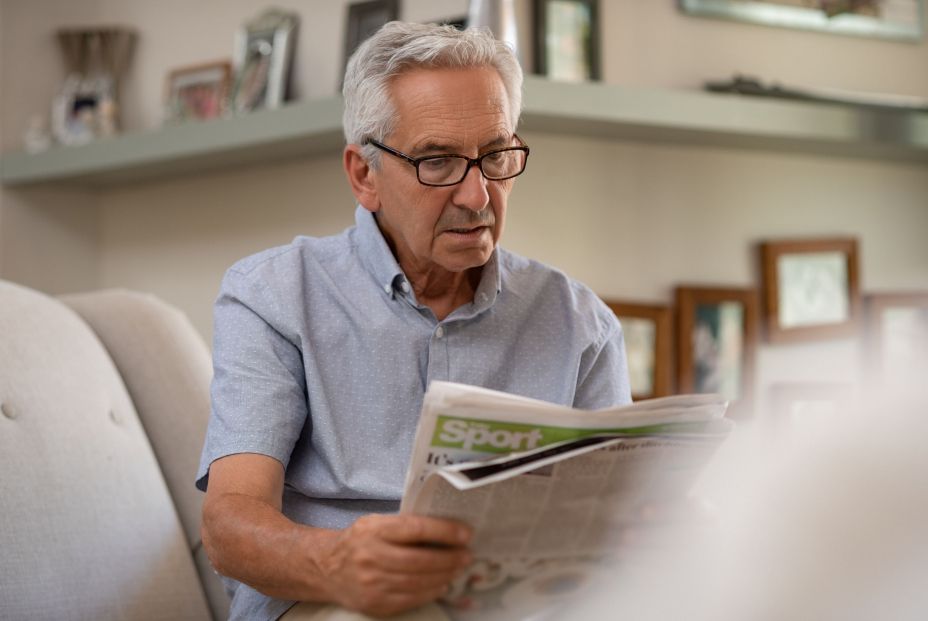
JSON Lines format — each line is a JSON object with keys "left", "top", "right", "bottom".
{"left": 603, "top": 300, "right": 673, "bottom": 401}
{"left": 164, "top": 60, "right": 231, "bottom": 123}
{"left": 760, "top": 237, "right": 860, "bottom": 343}
{"left": 864, "top": 292, "right": 928, "bottom": 388}
{"left": 676, "top": 286, "right": 758, "bottom": 417}
{"left": 533, "top": 0, "right": 601, "bottom": 82}
{"left": 342, "top": 0, "right": 400, "bottom": 84}
{"left": 678, "top": 0, "right": 924, "bottom": 42}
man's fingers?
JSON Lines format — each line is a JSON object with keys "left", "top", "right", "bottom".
{"left": 363, "top": 585, "right": 452, "bottom": 618}
{"left": 373, "top": 567, "right": 460, "bottom": 593}
{"left": 360, "top": 514, "right": 472, "bottom": 547}
{"left": 363, "top": 537, "right": 472, "bottom": 573}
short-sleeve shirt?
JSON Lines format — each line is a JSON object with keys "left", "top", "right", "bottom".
{"left": 197, "top": 206, "right": 631, "bottom": 620}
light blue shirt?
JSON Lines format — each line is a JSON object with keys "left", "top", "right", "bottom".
{"left": 197, "top": 206, "right": 631, "bottom": 620}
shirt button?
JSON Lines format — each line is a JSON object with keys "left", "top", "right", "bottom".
{"left": 400, "top": 281, "right": 410, "bottom": 293}
{"left": 383, "top": 283, "right": 392, "bottom": 294}
{"left": 435, "top": 326, "right": 444, "bottom": 339}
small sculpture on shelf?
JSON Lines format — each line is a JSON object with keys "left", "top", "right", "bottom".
{"left": 51, "top": 26, "right": 136, "bottom": 146}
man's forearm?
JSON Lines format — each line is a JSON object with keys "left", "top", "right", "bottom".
{"left": 202, "top": 492, "right": 339, "bottom": 603}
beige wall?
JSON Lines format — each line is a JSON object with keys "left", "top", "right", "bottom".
{"left": 0, "top": 0, "right": 103, "bottom": 291}
{"left": 2, "top": 0, "right": 927, "bottom": 417}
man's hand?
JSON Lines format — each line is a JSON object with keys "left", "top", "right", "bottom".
{"left": 203, "top": 454, "right": 472, "bottom": 617}
{"left": 319, "top": 514, "right": 473, "bottom": 618}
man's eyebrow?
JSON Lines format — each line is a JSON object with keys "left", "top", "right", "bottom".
{"left": 412, "top": 135, "right": 512, "bottom": 156}
{"left": 480, "top": 135, "right": 510, "bottom": 150}
{"left": 412, "top": 141, "right": 460, "bottom": 155}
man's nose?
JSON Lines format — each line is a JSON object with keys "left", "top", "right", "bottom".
{"left": 451, "top": 164, "right": 490, "bottom": 212}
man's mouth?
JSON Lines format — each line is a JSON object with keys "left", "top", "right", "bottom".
{"left": 444, "top": 225, "right": 488, "bottom": 235}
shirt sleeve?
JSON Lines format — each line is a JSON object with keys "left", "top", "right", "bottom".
{"left": 196, "top": 267, "right": 309, "bottom": 491}
{"left": 572, "top": 305, "right": 633, "bottom": 410}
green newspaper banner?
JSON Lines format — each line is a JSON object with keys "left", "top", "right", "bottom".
{"left": 430, "top": 415, "right": 716, "bottom": 454}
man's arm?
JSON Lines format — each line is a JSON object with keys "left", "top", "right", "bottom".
{"left": 202, "top": 453, "right": 473, "bottom": 617}
{"left": 573, "top": 310, "right": 633, "bottom": 410}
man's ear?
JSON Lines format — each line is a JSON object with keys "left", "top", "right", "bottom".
{"left": 343, "top": 145, "right": 380, "bottom": 212}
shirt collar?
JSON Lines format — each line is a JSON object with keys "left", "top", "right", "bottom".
{"left": 355, "top": 205, "right": 406, "bottom": 299}
{"left": 354, "top": 204, "right": 502, "bottom": 309}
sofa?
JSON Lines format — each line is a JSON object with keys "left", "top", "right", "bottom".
{"left": 0, "top": 279, "right": 230, "bottom": 620}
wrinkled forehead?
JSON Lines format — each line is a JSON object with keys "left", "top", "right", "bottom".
{"left": 386, "top": 66, "right": 514, "bottom": 149}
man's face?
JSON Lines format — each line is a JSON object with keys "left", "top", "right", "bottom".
{"left": 366, "top": 66, "right": 516, "bottom": 276}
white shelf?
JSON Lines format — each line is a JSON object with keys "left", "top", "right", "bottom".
{"left": 2, "top": 76, "right": 926, "bottom": 188}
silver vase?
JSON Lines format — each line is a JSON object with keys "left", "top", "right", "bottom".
{"left": 467, "top": 0, "right": 526, "bottom": 68}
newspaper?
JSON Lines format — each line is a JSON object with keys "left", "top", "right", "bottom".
{"left": 399, "top": 381, "right": 733, "bottom": 620}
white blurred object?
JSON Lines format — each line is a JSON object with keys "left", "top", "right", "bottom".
{"left": 23, "top": 115, "right": 52, "bottom": 153}
{"left": 467, "top": 0, "right": 525, "bottom": 67}
{"left": 563, "top": 390, "right": 928, "bottom": 620}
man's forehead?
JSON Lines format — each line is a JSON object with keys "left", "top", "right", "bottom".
{"left": 387, "top": 67, "right": 512, "bottom": 139}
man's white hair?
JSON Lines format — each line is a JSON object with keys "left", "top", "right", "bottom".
{"left": 342, "top": 21, "right": 523, "bottom": 167}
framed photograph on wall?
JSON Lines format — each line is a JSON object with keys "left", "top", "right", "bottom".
{"left": 676, "top": 286, "right": 758, "bottom": 417}
{"left": 603, "top": 300, "right": 673, "bottom": 401}
{"left": 678, "top": 0, "right": 924, "bottom": 42}
{"left": 164, "top": 60, "right": 231, "bottom": 123}
{"left": 230, "top": 9, "right": 299, "bottom": 114}
{"left": 864, "top": 292, "right": 928, "bottom": 389}
{"left": 533, "top": 0, "right": 600, "bottom": 82}
{"left": 760, "top": 237, "right": 860, "bottom": 343}
{"left": 343, "top": 0, "right": 400, "bottom": 83}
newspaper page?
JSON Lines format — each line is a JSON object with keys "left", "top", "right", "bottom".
{"left": 399, "top": 381, "right": 732, "bottom": 620}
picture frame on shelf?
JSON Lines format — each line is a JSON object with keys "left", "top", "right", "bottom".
{"left": 676, "top": 286, "right": 758, "bottom": 417}
{"left": 230, "top": 9, "right": 299, "bottom": 114}
{"left": 343, "top": 0, "right": 400, "bottom": 84}
{"left": 678, "top": 0, "right": 924, "bottom": 42}
{"left": 760, "top": 237, "right": 860, "bottom": 343}
{"left": 603, "top": 300, "right": 673, "bottom": 401}
{"left": 164, "top": 60, "right": 231, "bottom": 124}
{"left": 533, "top": 0, "right": 600, "bottom": 82}
{"left": 864, "top": 292, "right": 928, "bottom": 389}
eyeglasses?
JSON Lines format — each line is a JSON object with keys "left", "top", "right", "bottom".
{"left": 365, "top": 135, "right": 530, "bottom": 187}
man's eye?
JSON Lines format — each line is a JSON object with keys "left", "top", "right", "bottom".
{"left": 421, "top": 157, "right": 452, "bottom": 170}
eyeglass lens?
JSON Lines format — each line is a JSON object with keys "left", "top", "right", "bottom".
{"left": 418, "top": 149, "right": 526, "bottom": 185}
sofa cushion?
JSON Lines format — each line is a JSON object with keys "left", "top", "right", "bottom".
{"left": 0, "top": 281, "right": 211, "bottom": 620}
{"left": 61, "top": 289, "right": 229, "bottom": 620}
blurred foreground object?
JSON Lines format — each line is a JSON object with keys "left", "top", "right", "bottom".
{"left": 563, "top": 388, "right": 928, "bottom": 620}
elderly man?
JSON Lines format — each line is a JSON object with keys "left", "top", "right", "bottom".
{"left": 198, "top": 21, "right": 631, "bottom": 621}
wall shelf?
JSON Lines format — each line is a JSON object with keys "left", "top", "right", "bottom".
{"left": 2, "top": 76, "right": 926, "bottom": 188}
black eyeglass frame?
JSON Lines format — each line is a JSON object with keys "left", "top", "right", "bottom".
{"left": 364, "top": 135, "right": 530, "bottom": 187}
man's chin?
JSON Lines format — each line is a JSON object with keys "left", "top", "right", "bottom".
{"left": 437, "top": 246, "right": 495, "bottom": 273}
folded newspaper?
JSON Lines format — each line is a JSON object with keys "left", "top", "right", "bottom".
{"left": 399, "top": 381, "right": 733, "bottom": 620}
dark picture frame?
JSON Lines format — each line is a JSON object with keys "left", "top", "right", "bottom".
{"left": 343, "top": 0, "right": 400, "bottom": 84}
{"left": 164, "top": 60, "right": 231, "bottom": 123}
{"left": 230, "top": 9, "right": 299, "bottom": 114}
{"left": 603, "top": 300, "right": 673, "bottom": 401}
{"left": 676, "top": 286, "right": 758, "bottom": 417}
{"left": 760, "top": 238, "right": 860, "bottom": 344}
{"left": 864, "top": 292, "right": 928, "bottom": 389}
{"left": 533, "top": 0, "right": 601, "bottom": 82}
{"left": 678, "top": 0, "right": 924, "bottom": 42}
